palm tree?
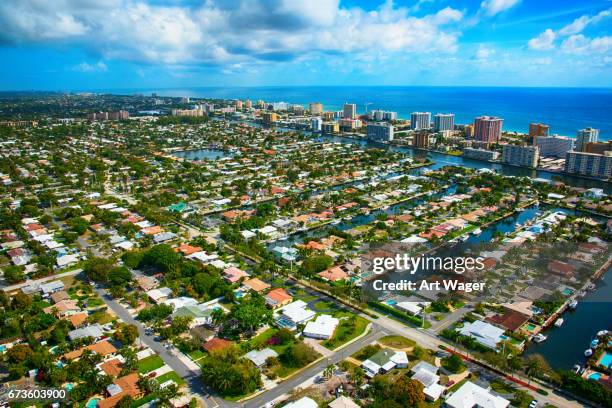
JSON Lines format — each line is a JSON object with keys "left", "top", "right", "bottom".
{"left": 156, "top": 384, "right": 184, "bottom": 408}
{"left": 323, "top": 364, "right": 334, "bottom": 380}
{"left": 525, "top": 357, "right": 543, "bottom": 385}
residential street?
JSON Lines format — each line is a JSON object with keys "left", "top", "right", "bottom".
{"left": 94, "top": 287, "right": 231, "bottom": 408}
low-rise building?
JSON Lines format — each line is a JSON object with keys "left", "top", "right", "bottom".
{"left": 462, "top": 147, "right": 499, "bottom": 161}
{"left": 444, "top": 381, "right": 510, "bottom": 408}
{"left": 361, "top": 348, "right": 408, "bottom": 377}
{"left": 303, "top": 314, "right": 339, "bottom": 339}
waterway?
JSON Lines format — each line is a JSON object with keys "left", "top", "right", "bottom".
{"left": 171, "top": 148, "right": 234, "bottom": 161}
{"left": 523, "top": 270, "right": 612, "bottom": 370}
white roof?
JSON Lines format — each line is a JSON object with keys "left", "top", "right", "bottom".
{"left": 396, "top": 301, "right": 422, "bottom": 315}
{"left": 164, "top": 296, "right": 198, "bottom": 309}
{"left": 445, "top": 381, "right": 510, "bottom": 408}
{"left": 147, "top": 287, "right": 173, "bottom": 301}
{"left": 187, "top": 251, "right": 218, "bottom": 263}
{"left": 458, "top": 320, "right": 505, "bottom": 349}
{"left": 241, "top": 230, "right": 256, "bottom": 239}
{"left": 56, "top": 254, "right": 79, "bottom": 267}
{"left": 283, "top": 397, "right": 318, "bottom": 408}
{"left": 328, "top": 396, "right": 360, "bottom": 408}
{"left": 258, "top": 225, "right": 278, "bottom": 235}
{"left": 279, "top": 300, "right": 315, "bottom": 324}
{"left": 115, "top": 241, "right": 134, "bottom": 250}
{"left": 244, "top": 347, "right": 278, "bottom": 366}
{"left": 40, "top": 280, "right": 64, "bottom": 293}
{"left": 401, "top": 235, "right": 428, "bottom": 243}
{"left": 303, "top": 314, "right": 339, "bottom": 338}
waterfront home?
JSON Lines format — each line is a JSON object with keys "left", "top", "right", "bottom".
{"left": 303, "top": 314, "right": 339, "bottom": 340}
{"left": 458, "top": 320, "right": 506, "bottom": 349}
{"left": 548, "top": 260, "right": 576, "bottom": 279}
{"left": 275, "top": 300, "right": 316, "bottom": 330}
{"left": 444, "top": 381, "right": 509, "bottom": 408}
{"left": 486, "top": 309, "right": 530, "bottom": 333}
{"left": 362, "top": 348, "right": 408, "bottom": 377}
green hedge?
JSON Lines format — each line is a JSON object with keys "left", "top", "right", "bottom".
{"left": 368, "top": 301, "right": 424, "bottom": 327}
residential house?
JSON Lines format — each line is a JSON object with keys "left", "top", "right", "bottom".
{"left": 458, "top": 320, "right": 506, "bottom": 349}
{"left": 98, "top": 373, "right": 143, "bottom": 408}
{"left": 303, "top": 314, "right": 339, "bottom": 340}
{"left": 444, "top": 381, "right": 510, "bottom": 408}
{"left": 68, "top": 324, "right": 104, "bottom": 341}
{"left": 361, "top": 348, "right": 408, "bottom": 377}
{"left": 242, "top": 278, "right": 271, "bottom": 293}
{"left": 410, "top": 361, "right": 444, "bottom": 401}
{"left": 244, "top": 347, "right": 278, "bottom": 368}
{"left": 275, "top": 300, "right": 316, "bottom": 330}
{"left": 223, "top": 266, "right": 249, "bottom": 283}
{"left": 265, "top": 288, "right": 293, "bottom": 308}
{"left": 39, "top": 280, "right": 65, "bottom": 296}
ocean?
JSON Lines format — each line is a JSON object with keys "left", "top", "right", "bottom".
{"left": 111, "top": 86, "right": 612, "bottom": 140}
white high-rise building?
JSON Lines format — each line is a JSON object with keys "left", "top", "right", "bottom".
{"left": 535, "top": 135, "right": 574, "bottom": 158}
{"left": 367, "top": 123, "right": 394, "bottom": 142}
{"left": 576, "top": 128, "right": 599, "bottom": 152}
{"left": 311, "top": 117, "right": 323, "bottom": 132}
{"left": 434, "top": 113, "right": 455, "bottom": 132}
{"left": 343, "top": 103, "right": 357, "bottom": 119}
{"left": 410, "top": 112, "right": 431, "bottom": 130}
{"left": 383, "top": 111, "right": 397, "bottom": 121}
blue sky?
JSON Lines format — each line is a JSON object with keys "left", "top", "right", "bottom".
{"left": 0, "top": 0, "right": 610, "bottom": 90}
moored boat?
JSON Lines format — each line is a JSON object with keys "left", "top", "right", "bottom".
{"left": 569, "top": 300, "right": 578, "bottom": 309}
{"left": 554, "top": 318, "right": 564, "bottom": 327}
{"left": 585, "top": 349, "right": 593, "bottom": 357}
{"left": 533, "top": 333, "right": 547, "bottom": 343}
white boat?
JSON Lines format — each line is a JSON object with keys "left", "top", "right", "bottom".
{"left": 554, "top": 318, "right": 564, "bottom": 327}
{"left": 585, "top": 349, "right": 593, "bottom": 357}
{"left": 471, "top": 228, "right": 482, "bottom": 235}
{"left": 533, "top": 333, "right": 547, "bottom": 343}
{"left": 569, "top": 300, "right": 578, "bottom": 309}
{"left": 330, "top": 219, "right": 341, "bottom": 225}
{"left": 572, "top": 364, "right": 581, "bottom": 374}
{"left": 597, "top": 330, "right": 609, "bottom": 337}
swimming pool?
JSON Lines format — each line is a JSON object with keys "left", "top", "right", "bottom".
{"left": 588, "top": 372, "right": 602, "bottom": 381}
{"left": 599, "top": 352, "right": 612, "bottom": 369}
{"left": 385, "top": 299, "right": 397, "bottom": 306}
{"left": 562, "top": 288, "right": 574, "bottom": 296}
{"left": 86, "top": 398, "right": 99, "bottom": 408}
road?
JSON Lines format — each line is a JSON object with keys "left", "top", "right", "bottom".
{"left": 242, "top": 326, "right": 385, "bottom": 408}
{"left": 93, "top": 286, "right": 231, "bottom": 408}
{"left": 1, "top": 268, "right": 83, "bottom": 292}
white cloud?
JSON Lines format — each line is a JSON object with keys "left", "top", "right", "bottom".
{"left": 479, "top": 0, "right": 520, "bottom": 16}
{"left": 528, "top": 29, "right": 556, "bottom": 50}
{"left": 73, "top": 61, "right": 108, "bottom": 72}
{"left": 0, "top": 0, "right": 464, "bottom": 66}
{"left": 561, "top": 34, "right": 612, "bottom": 55}
{"left": 558, "top": 8, "right": 611, "bottom": 36}
{"left": 474, "top": 44, "right": 495, "bottom": 60}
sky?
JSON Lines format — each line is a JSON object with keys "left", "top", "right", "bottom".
{"left": 0, "top": 0, "right": 611, "bottom": 90}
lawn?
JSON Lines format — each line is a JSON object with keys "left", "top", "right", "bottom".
{"left": 378, "top": 335, "right": 416, "bottom": 349}
{"left": 323, "top": 314, "right": 369, "bottom": 350}
{"left": 138, "top": 355, "right": 165, "bottom": 374}
{"left": 312, "top": 301, "right": 335, "bottom": 311}
{"left": 155, "top": 371, "right": 186, "bottom": 386}
{"left": 187, "top": 349, "right": 206, "bottom": 361}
